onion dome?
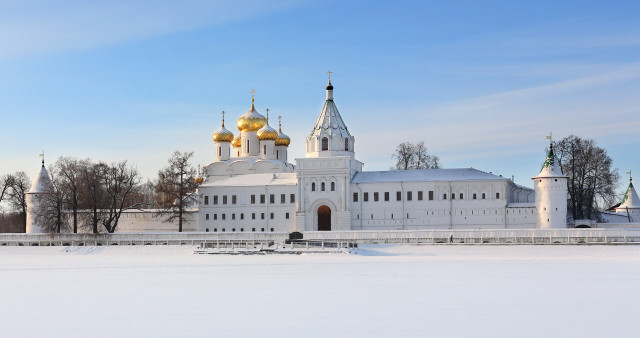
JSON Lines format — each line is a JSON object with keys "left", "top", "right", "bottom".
{"left": 275, "top": 117, "right": 290, "bottom": 146}
{"left": 212, "top": 112, "right": 234, "bottom": 143}
{"left": 237, "top": 91, "right": 267, "bottom": 131}
{"left": 257, "top": 112, "right": 278, "bottom": 141}
{"left": 231, "top": 134, "right": 241, "bottom": 148}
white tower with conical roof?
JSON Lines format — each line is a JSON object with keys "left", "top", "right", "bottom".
{"left": 615, "top": 174, "right": 640, "bottom": 222}
{"left": 532, "top": 142, "right": 568, "bottom": 229}
{"left": 305, "top": 77, "right": 355, "bottom": 158}
{"left": 25, "top": 159, "right": 55, "bottom": 233}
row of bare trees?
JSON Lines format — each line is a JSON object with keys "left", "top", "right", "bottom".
{"left": 1, "top": 151, "right": 199, "bottom": 234}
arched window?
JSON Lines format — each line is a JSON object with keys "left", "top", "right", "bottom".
{"left": 263, "top": 145, "right": 266, "bottom": 155}
{"left": 473, "top": 193, "right": 477, "bottom": 200}
{"left": 331, "top": 182, "right": 335, "bottom": 191}
{"left": 312, "top": 182, "right": 316, "bottom": 191}
{"left": 344, "top": 138, "right": 349, "bottom": 151}
{"left": 247, "top": 140, "right": 250, "bottom": 153}
{"left": 322, "top": 137, "right": 328, "bottom": 151}
{"left": 321, "top": 182, "right": 326, "bottom": 191}
{"left": 276, "top": 151, "right": 279, "bottom": 160}
{"left": 218, "top": 146, "right": 221, "bottom": 157}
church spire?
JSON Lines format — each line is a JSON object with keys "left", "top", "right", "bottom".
{"left": 326, "top": 70, "right": 333, "bottom": 100}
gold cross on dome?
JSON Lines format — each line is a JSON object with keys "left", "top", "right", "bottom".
{"left": 39, "top": 150, "right": 45, "bottom": 166}
{"left": 221, "top": 111, "right": 226, "bottom": 125}
{"left": 546, "top": 131, "right": 552, "bottom": 141}
{"left": 327, "top": 70, "right": 332, "bottom": 82}
{"left": 265, "top": 108, "right": 270, "bottom": 121}
{"left": 250, "top": 89, "right": 255, "bottom": 100}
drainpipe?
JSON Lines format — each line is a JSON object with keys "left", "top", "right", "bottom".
{"left": 448, "top": 181, "right": 453, "bottom": 229}
{"left": 401, "top": 181, "right": 406, "bottom": 230}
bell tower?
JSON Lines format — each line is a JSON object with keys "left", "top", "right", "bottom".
{"left": 532, "top": 137, "right": 568, "bottom": 229}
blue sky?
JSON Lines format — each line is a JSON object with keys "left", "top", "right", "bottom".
{"left": 0, "top": 0, "right": 638, "bottom": 193}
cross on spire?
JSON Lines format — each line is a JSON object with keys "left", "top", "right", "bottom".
{"left": 627, "top": 170, "right": 633, "bottom": 182}
{"left": 327, "top": 70, "right": 332, "bottom": 83}
{"left": 39, "top": 150, "right": 45, "bottom": 167}
{"left": 265, "top": 108, "right": 270, "bottom": 122}
{"left": 250, "top": 89, "right": 255, "bottom": 106}
{"left": 221, "top": 110, "right": 226, "bottom": 127}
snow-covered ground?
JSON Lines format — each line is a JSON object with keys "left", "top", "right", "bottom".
{"left": 1, "top": 245, "right": 639, "bottom": 337}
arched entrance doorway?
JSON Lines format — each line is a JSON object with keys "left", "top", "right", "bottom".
{"left": 317, "top": 205, "right": 331, "bottom": 231}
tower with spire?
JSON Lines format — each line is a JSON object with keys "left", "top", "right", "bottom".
{"left": 212, "top": 111, "right": 234, "bottom": 161}
{"left": 615, "top": 173, "right": 640, "bottom": 222}
{"left": 532, "top": 141, "right": 568, "bottom": 229}
{"left": 25, "top": 156, "right": 56, "bottom": 233}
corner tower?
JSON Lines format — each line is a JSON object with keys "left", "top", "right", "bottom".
{"left": 615, "top": 174, "right": 640, "bottom": 222}
{"left": 532, "top": 142, "right": 568, "bottom": 229}
{"left": 25, "top": 159, "right": 55, "bottom": 233}
{"left": 305, "top": 78, "right": 355, "bottom": 158}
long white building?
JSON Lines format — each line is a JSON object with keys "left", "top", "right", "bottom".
{"left": 197, "top": 80, "right": 564, "bottom": 233}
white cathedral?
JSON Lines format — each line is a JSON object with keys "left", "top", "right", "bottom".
{"left": 24, "top": 79, "right": 640, "bottom": 234}
{"left": 196, "top": 79, "right": 576, "bottom": 233}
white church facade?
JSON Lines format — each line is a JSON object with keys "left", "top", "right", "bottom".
{"left": 196, "top": 80, "right": 571, "bottom": 233}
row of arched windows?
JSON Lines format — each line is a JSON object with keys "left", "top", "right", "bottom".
{"left": 311, "top": 181, "right": 336, "bottom": 192}
{"left": 320, "top": 137, "right": 350, "bottom": 151}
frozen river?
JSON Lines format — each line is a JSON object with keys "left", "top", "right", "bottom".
{"left": 1, "top": 245, "right": 639, "bottom": 337}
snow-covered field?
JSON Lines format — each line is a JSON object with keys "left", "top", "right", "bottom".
{"left": 1, "top": 245, "right": 639, "bottom": 337}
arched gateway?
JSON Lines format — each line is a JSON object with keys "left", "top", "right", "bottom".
{"left": 317, "top": 205, "right": 331, "bottom": 231}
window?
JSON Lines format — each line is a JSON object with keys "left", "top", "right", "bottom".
{"left": 247, "top": 141, "right": 250, "bottom": 153}
{"left": 251, "top": 195, "right": 256, "bottom": 204}
{"left": 344, "top": 138, "right": 349, "bottom": 151}
{"left": 276, "top": 151, "right": 279, "bottom": 160}
{"left": 214, "top": 214, "right": 218, "bottom": 220}
{"left": 205, "top": 214, "right": 209, "bottom": 220}
{"left": 232, "top": 228, "right": 236, "bottom": 232}
{"left": 428, "top": 191, "right": 434, "bottom": 201}
{"left": 270, "top": 213, "right": 274, "bottom": 219}
{"left": 312, "top": 183, "right": 316, "bottom": 191}
{"left": 214, "top": 228, "right": 217, "bottom": 232}
{"left": 482, "top": 193, "right": 486, "bottom": 199}
{"left": 270, "top": 194, "right": 275, "bottom": 204}
{"left": 260, "top": 194, "right": 265, "bottom": 204}
{"left": 252, "top": 228, "right": 256, "bottom": 232}
{"left": 407, "top": 191, "right": 412, "bottom": 201}
{"left": 384, "top": 192, "right": 389, "bottom": 201}
{"left": 364, "top": 192, "right": 369, "bottom": 202}
{"left": 331, "top": 182, "right": 335, "bottom": 191}
{"left": 222, "top": 214, "right": 226, "bottom": 220}
{"left": 452, "top": 194, "right": 455, "bottom": 200}
{"left": 261, "top": 213, "right": 265, "bottom": 220}
{"left": 218, "top": 147, "right": 221, "bottom": 157}
{"left": 252, "top": 213, "right": 256, "bottom": 220}
{"left": 418, "top": 191, "right": 423, "bottom": 201}
{"left": 286, "top": 213, "right": 290, "bottom": 219}
{"left": 204, "top": 196, "right": 209, "bottom": 205}
{"left": 459, "top": 193, "right": 463, "bottom": 200}
{"left": 263, "top": 145, "right": 266, "bottom": 155}
{"left": 353, "top": 192, "right": 358, "bottom": 202}
{"left": 240, "top": 213, "right": 244, "bottom": 220}
{"left": 213, "top": 196, "right": 218, "bottom": 205}
{"left": 223, "top": 195, "right": 228, "bottom": 204}
{"left": 232, "top": 195, "right": 237, "bottom": 204}
{"left": 321, "top": 182, "right": 325, "bottom": 191}
{"left": 232, "top": 214, "right": 235, "bottom": 220}
{"left": 270, "top": 228, "right": 274, "bottom": 232}
{"left": 496, "top": 192, "right": 500, "bottom": 199}
{"left": 391, "top": 214, "right": 394, "bottom": 219}
{"left": 443, "top": 193, "right": 447, "bottom": 200}
{"left": 322, "top": 137, "right": 328, "bottom": 150}
{"left": 290, "top": 194, "right": 295, "bottom": 203}
{"left": 222, "top": 228, "right": 225, "bottom": 232}
{"left": 397, "top": 191, "right": 402, "bottom": 201}
{"left": 261, "top": 228, "right": 265, "bottom": 232}
{"left": 374, "top": 192, "right": 379, "bottom": 202}
{"left": 241, "top": 228, "right": 244, "bottom": 232}
{"left": 281, "top": 194, "right": 285, "bottom": 204}
{"left": 473, "top": 193, "right": 477, "bottom": 200}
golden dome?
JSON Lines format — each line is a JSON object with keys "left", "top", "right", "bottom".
{"left": 275, "top": 120, "right": 290, "bottom": 146}
{"left": 194, "top": 177, "right": 204, "bottom": 184}
{"left": 212, "top": 125, "right": 234, "bottom": 143}
{"left": 257, "top": 123, "right": 278, "bottom": 141}
{"left": 237, "top": 99, "right": 267, "bottom": 132}
{"left": 231, "top": 134, "right": 241, "bottom": 148}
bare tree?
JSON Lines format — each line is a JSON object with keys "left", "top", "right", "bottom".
{"left": 553, "top": 135, "right": 620, "bottom": 221}
{"left": 7, "top": 172, "right": 30, "bottom": 230}
{"left": 392, "top": 142, "right": 440, "bottom": 170}
{"left": 0, "top": 174, "right": 13, "bottom": 205}
{"left": 80, "top": 161, "right": 106, "bottom": 233}
{"left": 35, "top": 167, "right": 68, "bottom": 233}
{"left": 156, "top": 151, "right": 198, "bottom": 232}
{"left": 54, "top": 157, "right": 87, "bottom": 233}
{"left": 99, "top": 161, "right": 141, "bottom": 233}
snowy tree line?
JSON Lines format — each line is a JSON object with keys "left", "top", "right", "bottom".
{"left": 0, "top": 151, "right": 199, "bottom": 233}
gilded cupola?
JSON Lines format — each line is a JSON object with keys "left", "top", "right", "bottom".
{"left": 231, "top": 133, "right": 241, "bottom": 148}
{"left": 212, "top": 111, "right": 234, "bottom": 143}
{"left": 237, "top": 90, "right": 267, "bottom": 132}
{"left": 257, "top": 110, "right": 278, "bottom": 141}
{"left": 275, "top": 116, "right": 291, "bottom": 146}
